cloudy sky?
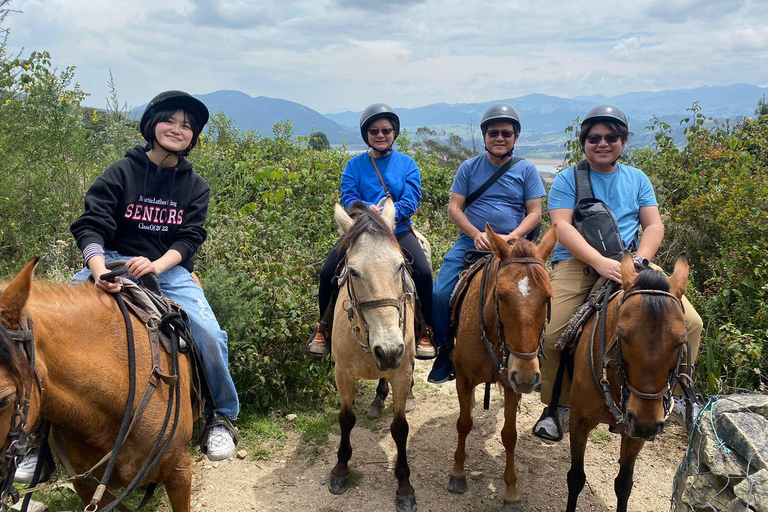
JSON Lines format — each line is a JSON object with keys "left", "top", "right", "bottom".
{"left": 5, "top": 0, "right": 767, "bottom": 113}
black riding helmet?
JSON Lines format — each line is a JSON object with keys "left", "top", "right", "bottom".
{"left": 140, "top": 90, "right": 210, "bottom": 156}
{"left": 580, "top": 104, "right": 628, "bottom": 132}
{"left": 480, "top": 103, "right": 521, "bottom": 158}
{"left": 359, "top": 103, "right": 400, "bottom": 153}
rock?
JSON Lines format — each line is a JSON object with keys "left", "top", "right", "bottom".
{"left": 695, "top": 416, "right": 750, "bottom": 477}
{"left": 470, "top": 471, "right": 483, "bottom": 478}
{"left": 713, "top": 394, "right": 768, "bottom": 417}
{"left": 286, "top": 414, "right": 298, "bottom": 422}
{"left": 237, "top": 450, "right": 248, "bottom": 459}
{"left": 678, "top": 473, "right": 736, "bottom": 511}
{"left": 733, "top": 468, "right": 768, "bottom": 511}
{"left": 715, "top": 411, "right": 768, "bottom": 471}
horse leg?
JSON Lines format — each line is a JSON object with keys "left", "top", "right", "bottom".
{"left": 165, "top": 459, "right": 193, "bottom": 512}
{"left": 405, "top": 370, "right": 415, "bottom": 414}
{"left": 501, "top": 389, "right": 521, "bottom": 512}
{"left": 330, "top": 374, "right": 356, "bottom": 495}
{"left": 565, "top": 414, "right": 590, "bottom": 512}
{"left": 615, "top": 433, "right": 644, "bottom": 512}
{"left": 390, "top": 375, "right": 416, "bottom": 512}
{"left": 367, "top": 377, "right": 389, "bottom": 419}
{"left": 448, "top": 375, "right": 474, "bottom": 494}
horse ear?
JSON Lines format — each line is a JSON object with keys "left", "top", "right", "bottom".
{"left": 535, "top": 223, "right": 558, "bottom": 261}
{"left": 620, "top": 252, "right": 638, "bottom": 291}
{"left": 380, "top": 197, "right": 396, "bottom": 231}
{"left": 0, "top": 257, "right": 38, "bottom": 328}
{"left": 334, "top": 203, "right": 354, "bottom": 235}
{"left": 487, "top": 223, "right": 510, "bottom": 260}
{"left": 668, "top": 253, "right": 689, "bottom": 299}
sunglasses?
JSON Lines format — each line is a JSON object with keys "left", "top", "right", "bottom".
{"left": 486, "top": 129, "right": 516, "bottom": 139}
{"left": 586, "top": 133, "right": 621, "bottom": 144}
{"left": 368, "top": 127, "right": 394, "bottom": 136}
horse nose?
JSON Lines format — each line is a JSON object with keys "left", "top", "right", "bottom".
{"left": 626, "top": 411, "right": 665, "bottom": 440}
{"left": 373, "top": 344, "right": 404, "bottom": 371}
{"left": 509, "top": 369, "right": 540, "bottom": 394}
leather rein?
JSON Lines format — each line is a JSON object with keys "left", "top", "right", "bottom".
{"left": 477, "top": 256, "right": 550, "bottom": 381}
{"left": 589, "top": 283, "right": 690, "bottom": 431}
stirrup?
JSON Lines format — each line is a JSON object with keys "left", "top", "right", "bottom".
{"left": 305, "top": 324, "right": 330, "bottom": 357}
{"left": 415, "top": 326, "right": 436, "bottom": 360}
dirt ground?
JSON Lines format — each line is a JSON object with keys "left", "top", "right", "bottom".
{"left": 187, "top": 360, "right": 688, "bottom": 512}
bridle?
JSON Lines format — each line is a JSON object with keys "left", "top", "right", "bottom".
{"left": 339, "top": 259, "right": 413, "bottom": 353}
{"left": 477, "top": 256, "right": 550, "bottom": 380}
{"left": 591, "top": 284, "right": 689, "bottom": 431}
{"left": 0, "top": 319, "right": 40, "bottom": 512}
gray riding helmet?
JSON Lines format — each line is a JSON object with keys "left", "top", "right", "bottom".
{"left": 480, "top": 103, "right": 521, "bottom": 134}
{"left": 359, "top": 103, "right": 400, "bottom": 145}
{"left": 581, "top": 104, "right": 628, "bottom": 130}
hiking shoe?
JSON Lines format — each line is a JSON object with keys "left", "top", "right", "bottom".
{"left": 416, "top": 327, "right": 436, "bottom": 360}
{"left": 14, "top": 449, "right": 53, "bottom": 484}
{"left": 532, "top": 405, "right": 570, "bottom": 441}
{"left": 206, "top": 425, "right": 236, "bottom": 461}
{"left": 427, "top": 351, "right": 455, "bottom": 384}
{"left": 305, "top": 324, "right": 330, "bottom": 357}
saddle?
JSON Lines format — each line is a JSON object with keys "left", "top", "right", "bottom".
{"left": 554, "top": 276, "right": 612, "bottom": 352}
{"left": 446, "top": 251, "right": 494, "bottom": 351}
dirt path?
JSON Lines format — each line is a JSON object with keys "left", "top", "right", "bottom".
{"left": 188, "top": 360, "right": 688, "bottom": 512}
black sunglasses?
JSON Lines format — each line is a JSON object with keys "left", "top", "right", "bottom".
{"left": 368, "top": 127, "right": 394, "bottom": 136}
{"left": 486, "top": 129, "right": 515, "bottom": 139}
{"left": 586, "top": 133, "right": 621, "bottom": 144}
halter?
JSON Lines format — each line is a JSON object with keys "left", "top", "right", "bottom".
{"left": 0, "top": 319, "right": 39, "bottom": 512}
{"left": 339, "top": 260, "right": 413, "bottom": 353}
{"left": 591, "top": 285, "right": 688, "bottom": 431}
{"left": 477, "top": 256, "right": 550, "bottom": 381}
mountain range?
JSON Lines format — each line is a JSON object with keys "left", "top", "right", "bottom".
{"left": 131, "top": 84, "right": 768, "bottom": 157}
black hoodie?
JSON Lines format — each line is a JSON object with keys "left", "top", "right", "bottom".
{"left": 71, "top": 145, "right": 210, "bottom": 272}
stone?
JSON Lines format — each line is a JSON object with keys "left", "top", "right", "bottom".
{"left": 715, "top": 412, "right": 768, "bottom": 471}
{"left": 693, "top": 416, "right": 750, "bottom": 477}
{"left": 713, "top": 394, "right": 768, "bottom": 418}
{"left": 733, "top": 468, "right": 768, "bottom": 511}
{"left": 237, "top": 449, "right": 248, "bottom": 459}
{"left": 677, "top": 473, "right": 738, "bottom": 511}
{"left": 286, "top": 414, "right": 298, "bottom": 422}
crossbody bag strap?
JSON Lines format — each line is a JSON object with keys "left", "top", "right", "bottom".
{"left": 573, "top": 159, "right": 594, "bottom": 205}
{"left": 464, "top": 157, "right": 521, "bottom": 210}
{"left": 368, "top": 152, "right": 420, "bottom": 239}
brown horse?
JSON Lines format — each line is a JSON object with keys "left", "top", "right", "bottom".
{"left": 566, "top": 254, "right": 689, "bottom": 512}
{"left": 329, "top": 199, "right": 417, "bottom": 512}
{"left": 448, "top": 224, "right": 557, "bottom": 512}
{"left": 0, "top": 258, "right": 194, "bottom": 511}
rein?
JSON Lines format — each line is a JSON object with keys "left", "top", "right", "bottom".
{"left": 589, "top": 283, "right": 688, "bottom": 430}
{"left": 477, "top": 256, "right": 549, "bottom": 381}
{"left": 340, "top": 261, "right": 413, "bottom": 353}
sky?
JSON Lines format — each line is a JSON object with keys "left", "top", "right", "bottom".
{"left": 4, "top": 0, "right": 767, "bottom": 113}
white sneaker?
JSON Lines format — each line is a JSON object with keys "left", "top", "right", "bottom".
{"left": 206, "top": 425, "right": 236, "bottom": 461}
{"left": 670, "top": 396, "right": 686, "bottom": 426}
{"left": 533, "top": 405, "right": 570, "bottom": 441}
{"left": 14, "top": 450, "right": 52, "bottom": 484}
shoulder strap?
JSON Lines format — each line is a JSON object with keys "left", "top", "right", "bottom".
{"left": 573, "top": 159, "right": 594, "bottom": 204}
{"left": 464, "top": 156, "right": 522, "bottom": 210}
{"left": 368, "top": 152, "right": 420, "bottom": 239}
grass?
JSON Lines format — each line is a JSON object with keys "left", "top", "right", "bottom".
{"left": 588, "top": 425, "right": 611, "bottom": 445}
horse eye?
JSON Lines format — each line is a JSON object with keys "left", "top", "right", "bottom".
{"left": 0, "top": 394, "right": 13, "bottom": 411}
{"left": 349, "top": 268, "right": 360, "bottom": 278}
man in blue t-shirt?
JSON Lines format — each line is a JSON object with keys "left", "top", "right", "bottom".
{"left": 428, "top": 103, "right": 546, "bottom": 383}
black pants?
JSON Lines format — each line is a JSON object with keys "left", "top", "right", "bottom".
{"left": 318, "top": 230, "right": 433, "bottom": 326}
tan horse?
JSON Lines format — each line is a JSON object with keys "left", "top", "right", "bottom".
{"left": 448, "top": 225, "right": 557, "bottom": 512}
{"left": 329, "top": 199, "right": 417, "bottom": 512}
{"left": 566, "top": 254, "right": 689, "bottom": 512}
{"left": 0, "top": 258, "right": 194, "bottom": 511}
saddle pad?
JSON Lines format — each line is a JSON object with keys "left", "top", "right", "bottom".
{"left": 554, "top": 278, "right": 610, "bottom": 352}
{"left": 447, "top": 254, "right": 494, "bottom": 345}
{"left": 120, "top": 280, "right": 188, "bottom": 353}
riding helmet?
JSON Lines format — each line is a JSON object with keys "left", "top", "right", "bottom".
{"left": 480, "top": 103, "right": 521, "bottom": 134}
{"left": 140, "top": 90, "right": 210, "bottom": 143}
{"left": 359, "top": 103, "right": 400, "bottom": 144}
{"left": 581, "top": 104, "right": 628, "bottom": 130}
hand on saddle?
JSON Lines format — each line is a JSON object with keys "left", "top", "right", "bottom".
{"left": 592, "top": 257, "right": 622, "bottom": 283}
{"left": 368, "top": 204, "right": 381, "bottom": 214}
{"left": 473, "top": 231, "right": 490, "bottom": 251}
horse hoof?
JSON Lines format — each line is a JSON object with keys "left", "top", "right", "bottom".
{"left": 447, "top": 475, "right": 467, "bottom": 494}
{"left": 405, "top": 396, "right": 415, "bottom": 413}
{"left": 329, "top": 475, "right": 349, "bottom": 495}
{"left": 367, "top": 405, "right": 384, "bottom": 419}
{"left": 395, "top": 493, "right": 417, "bottom": 512}
{"left": 502, "top": 500, "right": 523, "bottom": 512}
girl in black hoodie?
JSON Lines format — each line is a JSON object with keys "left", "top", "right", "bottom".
{"left": 70, "top": 91, "right": 239, "bottom": 461}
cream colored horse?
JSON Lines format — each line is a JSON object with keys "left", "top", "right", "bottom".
{"left": 329, "top": 198, "right": 417, "bottom": 512}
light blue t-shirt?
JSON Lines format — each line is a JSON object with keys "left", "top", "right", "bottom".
{"left": 451, "top": 155, "right": 545, "bottom": 238}
{"left": 548, "top": 163, "right": 658, "bottom": 263}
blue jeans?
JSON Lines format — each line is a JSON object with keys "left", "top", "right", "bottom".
{"left": 72, "top": 251, "right": 240, "bottom": 420}
{"left": 431, "top": 235, "right": 477, "bottom": 350}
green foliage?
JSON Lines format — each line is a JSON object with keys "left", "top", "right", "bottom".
{"left": 307, "top": 130, "right": 330, "bottom": 151}
{"left": 756, "top": 95, "right": 768, "bottom": 117}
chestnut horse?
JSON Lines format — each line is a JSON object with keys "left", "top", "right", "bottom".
{"left": 566, "top": 254, "right": 689, "bottom": 512}
{"left": 329, "top": 199, "right": 417, "bottom": 512}
{"left": 0, "top": 258, "right": 194, "bottom": 511}
{"left": 448, "top": 224, "right": 557, "bottom": 512}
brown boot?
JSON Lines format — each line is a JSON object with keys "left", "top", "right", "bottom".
{"left": 415, "top": 326, "right": 436, "bottom": 360}
{"left": 305, "top": 324, "right": 330, "bottom": 357}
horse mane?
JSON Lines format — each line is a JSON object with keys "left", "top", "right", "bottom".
{"left": 338, "top": 201, "right": 399, "bottom": 252}
{"left": 506, "top": 239, "right": 553, "bottom": 295}
{"left": 628, "top": 269, "right": 674, "bottom": 319}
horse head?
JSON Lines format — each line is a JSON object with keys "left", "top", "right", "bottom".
{"left": 617, "top": 253, "right": 689, "bottom": 440}
{"left": 487, "top": 224, "right": 557, "bottom": 394}
{"left": 335, "top": 199, "right": 410, "bottom": 371}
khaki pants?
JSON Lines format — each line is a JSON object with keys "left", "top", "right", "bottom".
{"left": 540, "top": 258, "right": 703, "bottom": 406}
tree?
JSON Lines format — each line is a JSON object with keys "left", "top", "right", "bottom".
{"left": 307, "top": 130, "right": 330, "bottom": 151}
{"left": 755, "top": 95, "right": 768, "bottom": 117}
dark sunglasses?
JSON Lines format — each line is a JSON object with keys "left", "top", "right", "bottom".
{"left": 586, "top": 133, "right": 621, "bottom": 144}
{"left": 368, "top": 127, "right": 394, "bottom": 136}
{"left": 486, "top": 129, "right": 516, "bottom": 139}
